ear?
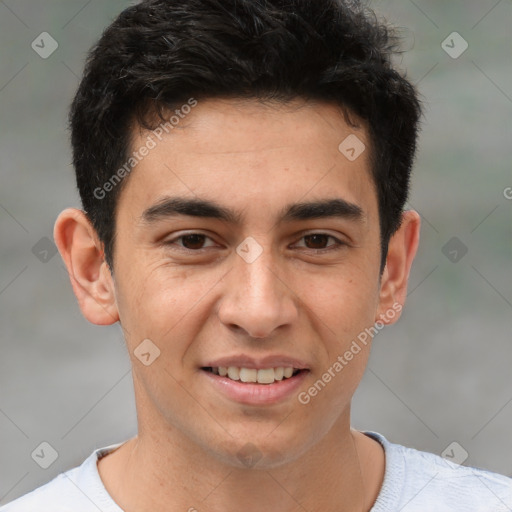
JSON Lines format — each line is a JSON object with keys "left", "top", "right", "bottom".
{"left": 53, "top": 208, "right": 119, "bottom": 325}
{"left": 375, "top": 210, "right": 421, "bottom": 324}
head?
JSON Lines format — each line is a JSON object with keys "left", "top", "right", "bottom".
{"left": 55, "top": 0, "right": 422, "bottom": 468}
{"left": 68, "top": 0, "right": 422, "bottom": 275}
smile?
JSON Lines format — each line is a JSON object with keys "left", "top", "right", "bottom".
{"left": 202, "top": 366, "right": 302, "bottom": 384}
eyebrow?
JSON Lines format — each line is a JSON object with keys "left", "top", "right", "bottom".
{"left": 140, "top": 196, "right": 364, "bottom": 226}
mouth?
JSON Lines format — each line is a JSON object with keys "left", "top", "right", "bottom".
{"left": 201, "top": 366, "right": 305, "bottom": 385}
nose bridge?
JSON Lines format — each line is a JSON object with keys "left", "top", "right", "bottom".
{"left": 239, "top": 245, "right": 279, "bottom": 300}
{"left": 218, "top": 238, "right": 296, "bottom": 338}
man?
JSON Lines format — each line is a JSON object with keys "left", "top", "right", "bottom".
{"left": 2, "top": 0, "right": 511, "bottom": 511}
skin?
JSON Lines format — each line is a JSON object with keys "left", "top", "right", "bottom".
{"left": 54, "top": 98, "right": 420, "bottom": 512}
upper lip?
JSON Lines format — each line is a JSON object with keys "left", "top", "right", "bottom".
{"left": 201, "top": 354, "right": 310, "bottom": 370}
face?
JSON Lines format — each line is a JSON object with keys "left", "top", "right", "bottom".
{"left": 59, "top": 98, "right": 417, "bottom": 469}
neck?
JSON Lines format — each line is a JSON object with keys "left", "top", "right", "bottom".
{"left": 97, "top": 414, "right": 385, "bottom": 512}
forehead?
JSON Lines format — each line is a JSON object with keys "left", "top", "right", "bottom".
{"left": 118, "top": 98, "right": 377, "bottom": 225}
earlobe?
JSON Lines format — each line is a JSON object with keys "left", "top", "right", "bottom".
{"left": 53, "top": 208, "right": 119, "bottom": 325}
{"left": 376, "top": 210, "right": 421, "bottom": 324}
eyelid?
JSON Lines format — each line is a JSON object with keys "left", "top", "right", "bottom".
{"left": 165, "top": 231, "right": 218, "bottom": 250}
{"left": 164, "top": 230, "right": 348, "bottom": 253}
{"left": 291, "top": 231, "right": 347, "bottom": 251}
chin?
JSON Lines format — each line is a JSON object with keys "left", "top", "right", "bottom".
{"left": 212, "top": 429, "right": 312, "bottom": 470}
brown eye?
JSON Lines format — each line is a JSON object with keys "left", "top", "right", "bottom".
{"left": 165, "top": 233, "right": 217, "bottom": 251}
{"left": 303, "top": 234, "right": 331, "bottom": 249}
{"left": 294, "top": 233, "right": 344, "bottom": 252}
{"left": 179, "top": 234, "right": 208, "bottom": 250}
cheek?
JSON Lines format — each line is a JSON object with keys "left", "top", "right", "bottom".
{"left": 114, "top": 260, "right": 221, "bottom": 349}
{"left": 303, "top": 267, "right": 380, "bottom": 349}
{"left": 300, "top": 283, "right": 376, "bottom": 421}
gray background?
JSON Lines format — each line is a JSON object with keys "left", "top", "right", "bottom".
{"left": 1, "top": 0, "right": 511, "bottom": 505}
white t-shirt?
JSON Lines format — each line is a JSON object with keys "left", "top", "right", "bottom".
{"left": 2, "top": 431, "right": 511, "bottom": 511}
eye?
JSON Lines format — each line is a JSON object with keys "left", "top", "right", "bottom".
{"left": 165, "top": 233, "right": 217, "bottom": 251}
{"left": 164, "top": 232, "right": 346, "bottom": 253}
{"left": 293, "top": 233, "right": 346, "bottom": 252}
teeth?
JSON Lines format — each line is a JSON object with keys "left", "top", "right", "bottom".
{"left": 256, "top": 368, "right": 275, "bottom": 384}
{"left": 227, "top": 367, "right": 240, "bottom": 380}
{"left": 283, "top": 367, "right": 294, "bottom": 378}
{"left": 214, "top": 366, "right": 299, "bottom": 384}
{"left": 274, "top": 367, "right": 284, "bottom": 380}
{"left": 239, "top": 368, "right": 258, "bottom": 383}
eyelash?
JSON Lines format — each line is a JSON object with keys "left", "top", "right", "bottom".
{"left": 164, "top": 232, "right": 346, "bottom": 254}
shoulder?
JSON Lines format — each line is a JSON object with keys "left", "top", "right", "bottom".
{"left": 365, "top": 431, "right": 512, "bottom": 512}
{"left": 0, "top": 469, "right": 86, "bottom": 512}
{"left": 0, "top": 442, "right": 125, "bottom": 512}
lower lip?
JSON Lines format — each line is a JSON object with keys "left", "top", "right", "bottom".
{"left": 200, "top": 369, "right": 309, "bottom": 405}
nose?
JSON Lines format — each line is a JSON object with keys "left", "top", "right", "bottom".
{"left": 216, "top": 245, "right": 298, "bottom": 339}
